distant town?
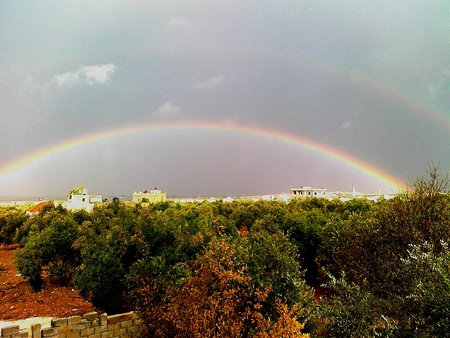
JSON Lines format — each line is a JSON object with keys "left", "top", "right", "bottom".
{"left": 1, "top": 184, "right": 396, "bottom": 211}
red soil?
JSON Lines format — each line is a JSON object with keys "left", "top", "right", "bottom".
{"left": 0, "top": 245, "right": 97, "bottom": 320}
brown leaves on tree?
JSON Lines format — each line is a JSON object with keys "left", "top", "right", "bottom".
{"left": 134, "top": 240, "right": 309, "bottom": 337}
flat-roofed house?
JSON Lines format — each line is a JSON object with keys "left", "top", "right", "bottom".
{"left": 133, "top": 188, "right": 166, "bottom": 203}
{"left": 67, "top": 188, "right": 103, "bottom": 211}
{"left": 290, "top": 186, "right": 327, "bottom": 198}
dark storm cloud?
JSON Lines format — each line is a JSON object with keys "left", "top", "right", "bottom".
{"left": 0, "top": 0, "right": 448, "bottom": 198}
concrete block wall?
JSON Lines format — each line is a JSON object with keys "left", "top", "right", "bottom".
{"left": 0, "top": 311, "right": 142, "bottom": 338}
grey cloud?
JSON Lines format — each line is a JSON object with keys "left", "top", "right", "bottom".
{"left": 339, "top": 122, "right": 354, "bottom": 130}
{"left": 193, "top": 76, "right": 225, "bottom": 91}
{"left": 425, "top": 68, "right": 450, "bottom": 101}
{"left": 150, "top": 101, "right": 181, "bottom": 120}
{"left": 0, "top": 0, "right": 448, "bottom": 198}
{"left": 54, "top": 64, "right": 117, "bottom": 87}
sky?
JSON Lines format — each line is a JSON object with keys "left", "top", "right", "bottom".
{"left": 0, "top": 0, "right": 449, "bottom": 199}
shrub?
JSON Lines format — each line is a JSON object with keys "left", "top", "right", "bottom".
{"left": 315, "top": 165, "right": 450, "bottom": 337}
{"left": 0, "top": 210, "right": 29, "bottom": 245}
{"left": 129, "top": 239, "right": 311, "bottom": 337}
{"left": 74, "top": 242, "right": 126, "bottom": 313}
{"left": 15, "top": 213, "right": 80, "bottom": 290}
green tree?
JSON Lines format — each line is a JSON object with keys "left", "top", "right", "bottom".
{"left": 15, "top": 213, "right": 80, "bottom": 290}
{"left": 315, "top": 165, "right": 450, "bottom": 337}
{"left": 129, "top": 239, "right": 311, "bottom": 338}
{"left": 68, "top": 185, "right": 85, "bottom": 195}
{"left": 72, "top": 202, "right": 141, "bottom": 313}
{"left": 74, "top": 236, "right": 127, "bottom": 313}
{"left": 0, "top": 210, "right": 29, "bottom": 245}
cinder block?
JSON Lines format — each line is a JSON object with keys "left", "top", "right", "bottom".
{"left": 31, "top": 324, "right": 41, "bottom": 338}
{"left": 99, "top": 331, "right": 112, "bottom": 338}
{"left": 100, "top": 314, "right": 107, "bottom": 327}
{"left": 87, "top": 334, "right": 100, "bottom": 338}
{"left": 1, "top": 325, "right": 20, "bottom": 336}
{"left": 72, "top": 321, "right": 89, "bottom": 331}
{"left": 66, "top": 331, "right": 80, "bottom": 338}
{"left": 68, "top": 316, "right": 82, "bottom": 325}
{"left": 57, "top": 326, "right": 72, "bottom": 335}
{"left": 82, "top": 312, "right": 98, "bottom": 322}
{"left": 107, "top": 312, "right": 133, "bottom": 325}
{"left": 41, "top": 326, "right": 58, "bottom": 337}
{"left": 66, "top": 330, "right": 81, "bottom": 338}
{"left": 93, "top": 326, "right": 107, "bottom": 334}
{"left": 120, "top": 320, "right": 132, "bottom": 328}
{"left": 90, "top": 320, "right": 99, "bottom": 328}
{"left": 52, "top": 318, "right": 68, "bottom": 327}
{"left": 10, "top": 332, "right": 29, "bottom": 338}
{"left": 80, "top": 327, "right": 94, "bottom": 336}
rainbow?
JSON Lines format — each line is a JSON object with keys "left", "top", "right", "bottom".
{"left": 214, "top": 47, "right": 450, "bottom": 129}
{"left": 104, "top": 44, "right": 450, "bottom": 129}
{"left": 0, "top": 121, "right": 406, "bottom": 191}
{"left": 282, "top": 53, "right": 450, "bottom": 129}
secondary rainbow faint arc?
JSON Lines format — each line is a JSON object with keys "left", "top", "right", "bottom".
{"left": 0, "top": 121, "right": 406, "bottom": 191}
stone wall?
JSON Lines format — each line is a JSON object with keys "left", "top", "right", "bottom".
{"left": 0, "top": 311, "right": 142, "bottom": 338}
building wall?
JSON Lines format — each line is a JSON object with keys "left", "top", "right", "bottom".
{"left": 0, "top": 311, "right": 142, "bottom": 338}
{"left": 67, "top": 194, "right": 103, "bottom": 212}
{"left": 132, "top": 190, "right": 166, "bottom": 203}
{"left": 290, "top": 186, "right": 327, "bottom": 198}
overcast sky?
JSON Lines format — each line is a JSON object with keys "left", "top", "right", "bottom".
{"left": 0, "top": 1, "right": 449, "bottom": 199}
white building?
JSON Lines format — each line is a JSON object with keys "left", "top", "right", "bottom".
{"left": 66, "top": 188, "right": 103, "bottom": 211}
{"left": 133, "top": 189, "right": 166, "bottom": 203}
{"left": 290, "top": 186, "right": 327, "bottom": 198}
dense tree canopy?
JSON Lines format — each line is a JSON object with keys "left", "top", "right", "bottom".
{"left": 3, "top": 166, "right": 449, "bottom": 337}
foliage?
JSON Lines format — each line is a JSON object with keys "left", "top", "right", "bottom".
{"left": 129, "top": 239, "right": 311, "bottom": 338}
{"left": 15, "top": 213, "right": 80, "bottom": 290}
{"left": 67, "top": 185, "right": 85, "bottom": 195}
{"left": 395, "top": 242, "right": 450, "bottom": 336}
{"left": 14, "top": 202, "right": 67, "bottom": 244}
{"left": 316, "top": 277, "right": 397, "bottom": 337}
{"left": 235, "top": 230, "right": 314, "bottom": 319}
{"left": 72, "top": 202, "right": 141, "bottom": 313}
{"left": 7, "top": 165, "right": 450, "bottom": 336}
{"left": 0, "top": 209, "right": 29, "bottom": 245}
{"left": 316, "top": 165, "right": 450, "bottom": 337}
{"left": 74, "top": 236, "right": 127, "bottom": 314}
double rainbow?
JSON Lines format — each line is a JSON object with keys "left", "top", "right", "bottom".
{"left": 0, "top": 121, "right": 406, "bottom": 192}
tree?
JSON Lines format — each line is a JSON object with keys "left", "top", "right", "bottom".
{"left": 316, "top": 165, "right": 450, "bottom": 336}
{"left": 67, "top": 185, "right": 85, "bottom": 195}
{"left": 74, "top": 236, "right": 127, "bottom": 313}
{"left": 15, "top": 213, "right": 80, "bottom": 290}
{"left": 129, "top": 239, "right": 311, "bottom": 337}
{"left": 0, "top": 209, "right": 29, "bottom": 245}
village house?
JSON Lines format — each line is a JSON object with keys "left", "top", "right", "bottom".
{"left": 132, "top": 188, "right": 166, "bottom": 203}
{"left": 66, "top": 187, "right": 103, "bottom": 211}
{"left": 290, "top": 186, "right": 327, "bottom": 198}
{"left": 26, "top": 201, "right": 52, "bottom": 215}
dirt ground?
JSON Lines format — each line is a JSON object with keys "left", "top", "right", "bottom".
{"left": 0, "top": 245, "right": 97, "bottom": 320}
